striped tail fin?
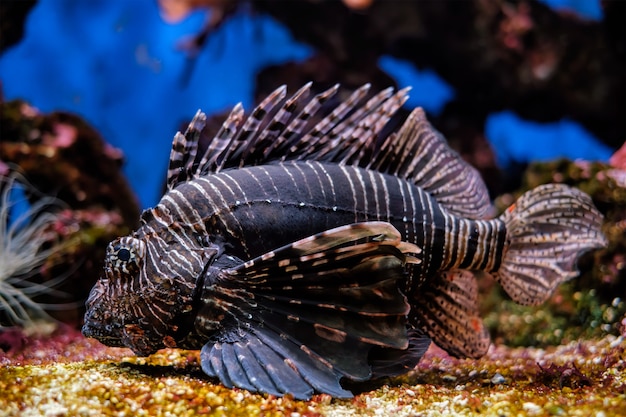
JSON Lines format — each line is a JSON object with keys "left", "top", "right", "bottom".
{"left": 495, "top": 183, "right": 607, "bottom": 305}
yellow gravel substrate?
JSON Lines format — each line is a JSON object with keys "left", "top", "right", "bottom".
{"left": 1, "top": 335, "right": 624, "bottom": 417}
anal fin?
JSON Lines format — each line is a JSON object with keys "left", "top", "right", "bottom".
{"left": 409, "top": 270, "right": 490, "bottom": 359}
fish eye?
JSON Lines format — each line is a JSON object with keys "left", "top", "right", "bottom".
{"left": 106, "top": 237, "right": 146, "bottom": 275}
{"left": 117, "top": 248, "right": 131, "bottom": 262}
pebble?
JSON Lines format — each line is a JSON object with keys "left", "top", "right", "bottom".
{"left": 442, "top": 374, "right": 457, "bottom": 382}
{"left": 609, "top": 336, "right": 623, "bottom": 349}
{"left": 491, "top": 373, "right": 506, "bottom": 385}
{"left": 523, "top": 402, "right": 542, "bottom": 415}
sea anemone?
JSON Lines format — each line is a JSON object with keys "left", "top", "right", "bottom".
{"left": 0, "top": 171, "right": 67, "bottom": 328}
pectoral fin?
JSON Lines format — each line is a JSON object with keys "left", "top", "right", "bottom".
{"left": 369, "top": 326, "right": 431, "bottom": 379}
{"left": 201, "top": 329, "right": 318, "bottom": 399}
{"left": 198, "top": 222, "right": 420, "bottom": 398}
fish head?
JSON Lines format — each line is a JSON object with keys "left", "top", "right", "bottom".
{"left": 82, "top": 229, "right": 217, "bottom": 356}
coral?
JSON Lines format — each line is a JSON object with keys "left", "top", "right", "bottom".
{"left": 0, "top": 100, "right": 139, "bottom": 225}
{"left": 252, "top": 0, "right": 625, "bottom": 149}
{"left": 0, "top": 100, "right": 140, "bottom": 326}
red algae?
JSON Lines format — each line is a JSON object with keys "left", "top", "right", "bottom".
{"left": 0, "top": 328, "right": 624, "bottom": 416}
{"left": 0, "top": 324, "right": 131, "bottom": 366}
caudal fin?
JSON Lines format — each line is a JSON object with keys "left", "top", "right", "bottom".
{"left": 495, "top": 183, "right": 607, "bottom": 305}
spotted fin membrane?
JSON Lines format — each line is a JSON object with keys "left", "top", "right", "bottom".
{"left": 198, "top": 222, "right": 424, "bottom": 399}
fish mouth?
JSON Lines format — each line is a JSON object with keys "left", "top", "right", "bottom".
{"left": 82, "top": 322, "right": 160, "bottom": 356}
{"left": 81, "top": 322, "right": 126, "bottom": 348}
{"left": 120, "top": 323, "right": 161, "bottom": 356}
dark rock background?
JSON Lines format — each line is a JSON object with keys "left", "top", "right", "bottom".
{"left": 0, "top": 0, "right": 623, "bottom": 344}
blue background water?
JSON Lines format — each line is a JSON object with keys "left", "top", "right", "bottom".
{"left": 0, "top": 0, "right": 613, "bottom": 208}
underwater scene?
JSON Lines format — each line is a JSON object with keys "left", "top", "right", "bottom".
{"left": 0, "top": 0, "right": 624, "bottom": 415}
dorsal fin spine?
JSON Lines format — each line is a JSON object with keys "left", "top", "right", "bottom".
{"left": 166, "top": 132, "right": 187, "bottom": 190}
{"left": 167, "top": 110, "right": 206, "bottom": 190}
{"left": 286, "top": 84, "right": 372, "bottom": 161}
{"left": 340, "top": 88, "right": 411, "bottom": 165}
{"left": 173, "top": 83, "right": 490, "bottom": 219}
{"left": 182, "top": 112, "right": 202, "bottom": 176}
{"left": 242, "top": 82, "right": 313, "bottom": 164}
{"left": 265, "top": 84, "right": 339, "bottom": 159}
{"left": 220, "top": 86, "right": 287, "bottom": 170}
{"left": 329, "top": 86, "right": 393, "bottom": 138}
{"left": 196, "top": 103, "right": 244, "bottom": 176}
{"left": 313, "top": 87, "right": 394, "bottom": 162}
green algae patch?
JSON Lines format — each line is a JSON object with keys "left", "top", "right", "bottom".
{"left": 1, "top": 336, "right": 624, "bottom": 416}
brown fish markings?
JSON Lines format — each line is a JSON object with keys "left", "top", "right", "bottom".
{"left": 83, "top": 83, "right": 607, "bottom": 399}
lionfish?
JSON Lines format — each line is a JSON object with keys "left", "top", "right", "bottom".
{"left": 83, "top": 83, "right": 606, "bottom": 399}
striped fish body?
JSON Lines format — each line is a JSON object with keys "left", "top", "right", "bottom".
{"left": 83, "top": 83, "right": 606, "bottom": 400}
{"left": 155, "top": 161, "right": 504, "bottom": 287}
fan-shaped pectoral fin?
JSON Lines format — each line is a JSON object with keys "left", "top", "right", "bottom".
{"left": 198, "top": 222, "right": 422, "bottom": 397}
